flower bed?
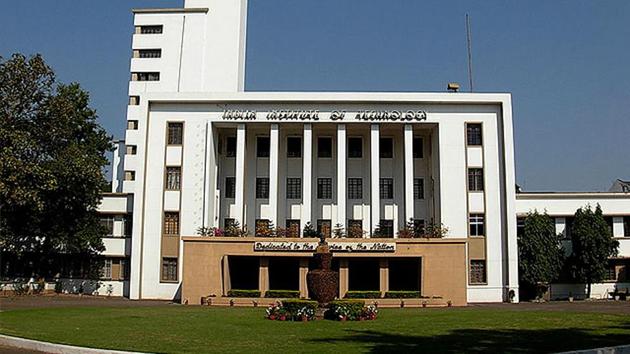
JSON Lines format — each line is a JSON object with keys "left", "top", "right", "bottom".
{"left": 327, "top": 299, "right": 378, "bottom": 321}
{"left": 265, "top": 299, "right": 317, "bottom": 321}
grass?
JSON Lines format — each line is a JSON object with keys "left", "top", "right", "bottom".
{"left": 1, "top": 306, "right": 629, "bottom": 353}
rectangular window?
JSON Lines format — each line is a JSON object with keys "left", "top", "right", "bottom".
{"left": 380, "top": 138, "right": 393, "bottom": 158}
{"left": 604, "top": 264, "right": 617, "bottom": 281}
{"left": 102, "top": 259, "right": 112, "bottom": 279}
{"left": 225, "top": 177, "right": 236, "bottom": 199}
{"left": 100, "top": 216, "right": 115, "bottom": 236}
{"left": 318, "top": 137, "right": 332, "bottom": 158}
{"left": 119, "top": 259, "right": 130, "bottom": 280}
{"left": 348, "top": 178, "right": 363, "bottom": 199}
{"left": 379, "top": 219, "right": 394, "bottom": 238}
{"left": 348, "top": 219, "right": 364, "bottom": 238}
{"left": 469, "top": 260, "right": 487, "bottom": 284}
{"left": 133, "top": 72, "right": 160, "bottom": 81}
{"left": 126, "top": 145, "right": 137, "bottom": 155}
{"left": 317, "top": 178, "right": 332, "bottom": 199}
{"left": 287, "top": 137, "right": 302, "bottom": 158}
{"left": 127, "top": 120, "right": 139, "bottom": 130}
{"left": 413, "top": 219, "right": 425, "bottom": 237}
{"left": 348, "top": 137, "right": 362, "bottom": 158}
{"left": 255, "top": 219, "right": 271, "bottom": 236}
{"left": 467, "top": 123, "right": 483, "bottom": 146}
{"left": 129, "top": 96, "right": 140, "bottom": 105}
{"left": 167, "top": 122, "right": 183, "bottom": 145}
{"left": 468, "top": 168, "right": 484, "bottom": 191}
{"left": 138, "top": 49, "right": 162, "bottom": 58}
{"left": 138, "top": 25, "right": 163, "bottom": 34}
{"left": 124, "top": 171, "right": 135, "bottom": 181}
{"left": 286, "top": 220, "right": 300, "bottom": 237}
{"left": 123, "top": 214, "right": 133, "bottom": 237}
{"left": 414, "top": 178, "right": 424, "bottom": 200}
{"left": 165, "top": 167, "right": 181, "bottom": 190}
{"left": 256, "top": 178, "right": 269, "bottom": 199}
{"left": 413, "top": 137, "right": 423, "bottom": 158}
{"left": 226, "top": 137, "right": 237, "bottom": 157}
{"left": 163, "top": 212, "right": 180, "bottom": 236}
{"left": 161, "top": 258, "right": 178, "bottom": 282}
{"left": 380, "top": 178, "right": 393, "bottom": 199}
{"left": 625, "top": 216, "right": 630, "bottom": 237}
{"left": 257, "top": 136, "right": 270, "bottom": 158}
{"left": 286, "top": 178, "right": 302, "bottom": 199}
{"left": 469, "top": 214, "right": 485, "bottom": 237}
{"left": 317, "top": 220, "right": 332, "bottom": 238}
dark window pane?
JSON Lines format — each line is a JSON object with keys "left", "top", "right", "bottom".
{"left": 256, "top": 178, "right": 269, "bottom": 199}
{"left": 140, "top": 25, "right": 163, "bottom": 34}
{"left": 467, "top": 124, "right": 483, "bottom": 146}
{"left": 413, "top": 137, "right": 423, "bottom": 158}
{"left": 287, "top": 178, "right": 302, "bottom": 199}
{"left": 348, "top": 137, "right": 362, "bottom": 158}
{"left": 162, "top": 258, "right": 178, "bottom": 281}
{"left": 413, "top": 219, "right": 425, "bottom": 237}
{"left": 379, "top": 178, "right": 393, "bottom": 199}
{"left": 379, "top": 220, "right": 394, "bottom": 237}
{"left": 414, "top": 179, "right": 424, "bottom": 199}
{"left": 287, "top": 137, "right": 302, "bottom": 158}
{"left": 469, "top": 214, "right": 485, "bottom": 236}
{"left": 348, "top": 178, "right": 363, "bottom": 199}
{"left": 165, "top": 167, "right": 181, "bottom": 190}
{"left": 226, "top": 137, "right": 237, "bottom": 157}
{"left": 286, "top": 220, "right": 300, "bottom": 237}
{"left": 317, "top": 178, "right": 332, "bottom": 199}
{"left": 317, "top": 220, "right": 332, "bottom": 238}
{"left": 138, "top": 49, "right": 162, "bottom": 58}
{"left": 257, "top": 137, "right": 270, "bottom": 157}
{"left": 468, "top": 168, "right": 484, "bottom": 191}
{"left": 470, "top": 260, "right": 486, "bottom": 284}
{"left": 380, "top": 138, "right": 393, "bottom": 158}
{"left": 318, "top": 137, "right": 332, "bottom": 158}
{"left": 163, "top": 212, "right": 180, "bottom": 236}
{"left": 225, "top": 177, "right": 236, "bottom": 198}
{"left": 167, "top": 123, "right": 183, "bottom": 145}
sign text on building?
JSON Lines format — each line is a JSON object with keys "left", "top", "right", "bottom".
{"left": 222, "top": 109, "right": 427, "bottom": 122}
{"left": 253, "top": 241, "right": 396, "bottom": 252}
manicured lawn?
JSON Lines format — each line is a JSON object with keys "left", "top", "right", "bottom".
{"left": 1, "top": 306, "right": 629, "bottom": 353}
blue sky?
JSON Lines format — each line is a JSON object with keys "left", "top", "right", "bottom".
{"left": 1, "top": 0, "right": 628, "bottom": 191}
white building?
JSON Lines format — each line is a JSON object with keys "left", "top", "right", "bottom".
{"left": 94, "top": 0, "right": 630, "bottom": 303}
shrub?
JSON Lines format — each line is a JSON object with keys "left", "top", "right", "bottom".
{"left": 281, "top": 299, "right": 318, "bottom": 317}
{"left": 344, "top": 290, "right": 381, "bottom": 299}
{"left": 54, "top": 280, "right": 63, "bottom": 294}
{"left": 265, "top": 290, "right": 300, "bottom": 298}
{"left": 328, "top": 299, "right": 375, "bottom": 321}
{"left": 227, "top": 289, "right": 261, "bottom": 298}
{"left": 265, "top": 300, "right": 317, "bottom": 321}
{"left": 302, "top": 222, "right": 320, "bottom": 238}
{"left": 384, "top": 290, "right": 421, "bottom": 298}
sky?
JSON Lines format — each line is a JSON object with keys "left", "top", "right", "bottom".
{"left": 1, "top": 0, "right": 628, "bottom": 192}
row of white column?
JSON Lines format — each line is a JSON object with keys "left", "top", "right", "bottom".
{"left": 232, "top": 123, "right": 417, "bottom": 235}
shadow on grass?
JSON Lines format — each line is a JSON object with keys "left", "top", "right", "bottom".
{"left": 309, "top": 324, "right": 630, "bottom": 353}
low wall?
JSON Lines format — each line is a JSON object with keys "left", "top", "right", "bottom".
{"left": 550, "top": 282, "right": 630, "bottom": 300}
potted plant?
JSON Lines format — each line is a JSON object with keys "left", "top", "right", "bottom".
{"left": 568, "top": 292, "right": 574, "bottom": 302}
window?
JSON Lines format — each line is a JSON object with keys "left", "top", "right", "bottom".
{"left": 468, "top": 168, "right": 484, "bottom": 191}
{"left": 126, "top": 145, "right": 137, "bottom": 155}
{"left": 167, "top": 122, "right": 183, "bottom": 145}
{"left": 413, "top": 137, "right": 423, "bottom": 158}
{"left": 625, "top": 216, "right": 630, "bottom": 237}
{"left": 225, "top": 177, "right": 236, "bottom": 199}
{"left": 317, "top": 220, "right": 331, "bottom": 238}
{"left": 102, "top": 259, "right": 112, "bottom": 279}
{"left": 318, "top": 137, "right": 332, "bottom": 158}
{"left": 604, "top": 264, "right": 617, "bottom": 281}
{"left": 469, "top": 260, "right": 486, "bottom": 284}
{"left": 162, "top": 258, "right": 178, "bottom": 281}
{"left": 348, "top": 219, "right": 364, "bottom": 238}
{"left": 165, "top": 167, "right": 181, "bottom": 190}
{"left": 348, "top": 178, "right": 363, "bottom": 199}
{"left": 380, "top": 178, "right": 393, "bottom": 199}
{"left": 257, "top": 137, "right": 270, "bottom": 157}
{"left": 287, "top": 137, "right": 301, "bottom": 158}
{"left": 226, "top": 137, "right": 237, "bottom": 157}
{"left": 286, "top": 178, "right": 302, "bottom": 199}
{"left": 124, "top": 171, "right": 135, "bottom": 181}
{"left": 467, "top": 123, "right": 483, "bottom": 146}
{"left": 348, "top": 137, "right": 362, "bottom": 158}
{"left": 163, "top": 212, "right": 180, "bottom": 236}
{"left": 100, "top": 216, "right": 115, "bottom": 236}
{"left": 123, "top": 215, "right": 133, "bottom": 237}
{"left": 255, "top": 219, "right": 271, "bottom": 236}
{"left": 137, "top": 49, "right": 162, "bottom": 58}
{"left": 138, "top": 25, "right": 163, "bottom": 34}
{"left": 380, "top": 138, "right": 393, "bottom": 158}
{"left": 286, "top": 220, "right": 300, "bottom": 237}
{"left": 119, "top": 259, "right": 130, "bottom": 280}
{"left": 317, "top": 178, "right": 332, "bottom": 199}
{"left": 256, "top": 178, "right": 269, "bottom": 199}
{"left": 127, "top": 120, "right": 138, "bottom": 130}
{"left": 379, "top": 220, "right": 394, "bottom": 238}
{"left": 129, "top": 96, "right": 140, "bottom": 105}
{"left": 133, "top": 72, "right": 160, "bottom": 81}
{"left": 413, "top": 219, "right": 425, "bottom": 237}
{"left": 469, "top": 214, "right": 485, "bottom": 237}
{"left": 414, "top": 178, "right": 424, "bottom": 200}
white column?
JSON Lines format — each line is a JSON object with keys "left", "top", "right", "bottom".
{"left": 370, "top": 124, "right": 380, "bottom": 235}
{"left": 337, "top": 124, "right": 346, "bottom": 232}
{"left": 404, "top": 124, "right": 414, "bottom": 224}
{"left": 302, "top": 124, "right": 313, "bottom": 228}
{"left": 269, "top": 124, "right": 279, "bottom": 226}
{"left": 234, "top": 124, "right": 246, "bottom": 226}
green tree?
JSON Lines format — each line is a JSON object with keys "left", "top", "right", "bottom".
{"left": 0, "top": 54, "right": 112, "bottom": 279}
{"left": 518, "top": 210, "right": 564, "bottom": 299}
{"left": 569, "top": 204, "right": 619, "bottom": 298}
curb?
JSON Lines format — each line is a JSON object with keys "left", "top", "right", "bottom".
{"left": 0, "top": 334, "right": 149, "bottom": 354}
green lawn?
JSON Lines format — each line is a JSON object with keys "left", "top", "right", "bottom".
{"left": 1, "top": 306, "right": 629, "bottom": 353}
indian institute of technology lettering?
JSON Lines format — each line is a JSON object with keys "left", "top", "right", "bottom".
{"left": 221, "top": 109, "right": 428, "bottom": 121}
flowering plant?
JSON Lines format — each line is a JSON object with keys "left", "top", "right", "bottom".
{"left": 360, "top": 305, "right": 378, "bottom": 320}
{"left": 265, "top": 302, "right": 288, "bottom": 321}
{"left": 333, "top": 305, "right": 351, "bottom": 320}
{"left": 296, "top": 306, "right": 315, "bottom": 321}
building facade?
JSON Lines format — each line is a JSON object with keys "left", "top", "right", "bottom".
{"left": 94, "top": 0, "right": 630, "bottom": 304}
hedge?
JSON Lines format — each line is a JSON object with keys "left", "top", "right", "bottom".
{"left": 344, "top": 290, "right": 382, "bottom": 299}
{"left": 227, "top": 289, "right": 261, "bottom": 298}
{"left": 384, "top": 290, "right": 421, "bottom": 299}
{"left": 265, "top": 290, "right": 300, "bottom": 298}
{"left": 327, "top": 299, "right": 366, "bottom": 320}
{"left": 281, "top": 299, "right": 318, "bottom": 315}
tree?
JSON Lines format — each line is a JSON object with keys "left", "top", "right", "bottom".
{"left": 518, "top": 210, "right": 564, "bottom": 299}
{"left": 569, "top": 204, "right": 619, "bottom": 298}
{"left": 302, "top": 222, "right": 320, "bottom": 238}
{"left": 0, "top": 54, "right": 112, "bottom": 279}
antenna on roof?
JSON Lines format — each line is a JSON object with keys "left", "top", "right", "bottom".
{"left": 466, "top": 13, "right": 474, "bottom": 92}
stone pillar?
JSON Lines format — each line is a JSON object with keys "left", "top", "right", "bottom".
{"left": 299, "top": 258, "right": 309, "bottom": 298}
{"left": 234, "top": 124, "right": 246, "bottom": 225}
{"left": 259, "top": 257, "right": 269, "bottom": 295}
{"left": 337, "top": 124, "right": 347, "bottom": 231}
{"left": 222, "top": 256, "right": 231, "bottom": 296}
{"left": 339, "top": 258, "right": 349, "bottom": 298}
{"left": 370, "top": 124, "right": 380, "bottom": 235}
{"left": 302, "top": 124, "right": 313, "bottom": 227}
{"left": 404, "top": 124, "right": 414, "bottom": 225}
{"left": 269, "top": 124, "right": 279, "bottom": 226}
{"left": 379, "top": 259, "right": 389, "bottom": 297}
